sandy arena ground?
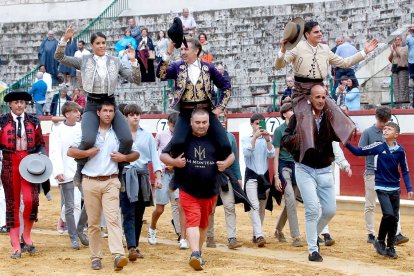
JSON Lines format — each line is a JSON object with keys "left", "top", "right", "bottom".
{"left": 0, "top": 187, "right": 413, "bottom": 275}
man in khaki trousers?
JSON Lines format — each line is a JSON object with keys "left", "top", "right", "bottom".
{"left": 68, "top": 101, "right": 139, "bottom": 271}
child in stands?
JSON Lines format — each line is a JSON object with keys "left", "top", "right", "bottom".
{"left": 345, "top": 122, "right": 413, "bottom": 259}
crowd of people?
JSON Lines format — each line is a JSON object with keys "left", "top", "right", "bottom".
{"left": 1, "top": 12, "right": 413, "bottom": 274}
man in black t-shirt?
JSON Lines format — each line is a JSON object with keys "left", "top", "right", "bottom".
{"left": 161, "top": 108, "right": 234, "bottom": 271}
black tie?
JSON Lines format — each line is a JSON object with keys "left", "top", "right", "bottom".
{"left": 17, "top": 116, "right": 22, "bottom": 138}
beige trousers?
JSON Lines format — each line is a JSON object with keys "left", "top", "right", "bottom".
{"left": 83, "top": 177, "right": 124, "bottom": 260}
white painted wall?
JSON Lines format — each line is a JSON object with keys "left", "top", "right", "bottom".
{"left": 0, "top": 0, "right": 333, "bottom": 23}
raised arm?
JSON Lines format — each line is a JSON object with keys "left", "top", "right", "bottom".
{"left": 54, "top": 24, "right": 82, "bottom": 70}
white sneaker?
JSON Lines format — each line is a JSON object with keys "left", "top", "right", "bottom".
{"left": 148, "top": 227, "right": 157, "bottom": 245}
{"left": 179, "top": 239, "right": 189, "bottom": 249}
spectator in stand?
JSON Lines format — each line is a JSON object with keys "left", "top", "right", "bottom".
{"left": 114, "top": 29, "right": 137, "bottom": 54}
{"left": 74, "top": 40, "right": 90, "bottom": 88}
{"left": 331, "top": 36, "right": 344, "bottom": 80}
{"left": 331, "top": 36, "right": 344, "bottom": 54}
{"left": 406, "top": 24, "right": 414, "bottom": 107}
{"left": 334, "top": 37, "right": 359, "bottom": 91}
{"left": 127, "top": 18, "right": 141, "bottom": 41}
{"left": 74, "top": 40, "right": 90, "bottom": 58}
{"left": 38, "top": 30, "right": 59, "bottom": 83}
{"left": 345, "top": 78, "right": 360, "bottom": 110}
{"left": 388, "top": 36, "right": 409, "bottom": 104}
{"left": 335, "top": 76, "right": 350, "bottom": 106}
{"left": 59, "top": 37, "right": 78, "bottom": 86}
{"left": 180, "top": 8, "right": 197, "bottom": 35}
{"left": 71, "top": 88, "right": 86, "bottom": 109}
{"left": 50, "top": 86, "right": 72, "bottom": 116}
{"left": 35, "top": 65, "right": 53, "bottom": 92}
{"left": 136, "top": 28, "right": 155, "bottom": 82}
{"left": 281, "top": 76, "right": 294, "bottom": 104}
{"left": 154, "top": 30, "right": 169, "bottom": 64}
{"left": 199, "top": 33, "right": 213, "bottom": 63}
{"left": 29, "top": 72, "right": 48, "bottom": 116}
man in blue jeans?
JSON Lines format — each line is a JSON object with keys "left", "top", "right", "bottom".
{"left": 282, "top": 84, "right": 340, "bottom": 262}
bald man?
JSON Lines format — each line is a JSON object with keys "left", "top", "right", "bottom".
{"left": 282, "top": 85, "right": 341, "bottom": 262}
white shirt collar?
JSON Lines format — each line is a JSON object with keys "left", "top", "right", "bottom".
{"left": 188, "top": 60, "right": 199, "bottom": 67}
{"left": 93, "top": 54, "right": 107, "bottom": 61}
{"left": 11, "top": 111, "right": 25, "bottom": 121}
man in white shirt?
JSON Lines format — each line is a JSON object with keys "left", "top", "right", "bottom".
{"left": 49, "top": 101, "right": 88, "bottom": 249}
{"left": 68, "top": 101, "right": 139, "bottom": 271}
{"left": 180, "top": 8, "right": 197, "bottom": 35}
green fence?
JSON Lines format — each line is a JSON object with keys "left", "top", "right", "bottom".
{"left": 0, "top": 0, "right": 129, "bottom": 109}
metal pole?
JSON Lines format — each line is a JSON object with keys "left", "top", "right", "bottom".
{"left": 390, "top": 74, "right": 394, "bottom": 108}
{"left": 272, "top": 79, "right": 277, "bottom": 111}
{"left": 163, "top": 85, "right": 167, "bottom": 113}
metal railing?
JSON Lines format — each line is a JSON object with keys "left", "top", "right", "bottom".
{"left": 0, "top": 0, "right": 129, "bottom": 108}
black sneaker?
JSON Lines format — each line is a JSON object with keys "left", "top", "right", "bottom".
{"left": 373, "top": 240, "right": 387, "bottom": 256}
{"left": 308, "top": 251, "right": 323, "bottom": 262}
{"left": 386, "top": 247, "right": 398, "bottom": 259}
{"left": 323, "top": 233, "right": 335, "bottom": 246}
{"left": 367, "top": 234, "right": 375, "bottom": 244}
{"left": 394, "top": 233, "right": 409, "bottom": 245}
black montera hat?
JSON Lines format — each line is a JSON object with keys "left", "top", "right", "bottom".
{"left": 168, "top": 17, "right": 188, "bottom": 49}
{"left": 4, "top": 90, "right": 32, "bottom": 102}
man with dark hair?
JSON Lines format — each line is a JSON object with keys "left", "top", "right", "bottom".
{"left": 68, "top": 101, "right": 139, "bottom": 271}
{"left": 156, "top": 37, "right": 232, "bottom": 162}
{"left": 160, "top": 108, "right": 234, "bottom": 271}
{"left": 276, "top": 20, "right": 378, "bottom": 163}
{"left": 359, "top": 106, "right": 409, "bottom": 245}
{"left": 282, "top": 85, "right": 340, "bottom": 262}
{"left": 0, "top": 90, "right": 45, "bottom": 259}
{"left": 119, "top": 104, "right": 162, "bottom": 261}
{"left": 242, "top": 113, "right": 275, "bottom": 247}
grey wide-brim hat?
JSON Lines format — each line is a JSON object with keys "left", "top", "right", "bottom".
{"left": 19, "top": 153, "right": 53, "bottom": 184}
{"left": 282, "top": 17, "right": 305, "bottom": 50}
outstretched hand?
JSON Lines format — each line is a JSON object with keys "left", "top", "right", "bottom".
{"left": 364, "top": 38, "right": 379, "bottom": 54}
{"left": 126, "top": 44, "right": 136, "bottom": 62}
{"left": 63, "top": 23, "right": 75, "bottom": 41}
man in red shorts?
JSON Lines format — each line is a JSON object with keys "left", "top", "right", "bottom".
{"left": 161, "top": 108, "right": 234, "bottom": 271}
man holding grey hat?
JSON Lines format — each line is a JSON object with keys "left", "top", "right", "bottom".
{"left": 275, "top": 19, "right": 378, "bottom": 163}
{"left": 0, "top": 90, "right": 46, "bottom": 259}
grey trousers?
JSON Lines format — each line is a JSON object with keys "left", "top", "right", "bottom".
{"left": 79, "top": 99, "right": 132, "bottom": 159}
{"left": 207, "top": 182, "right": 237, "bottom": 239}
{"left": 275, "top": 168, "right": 301, "bottom": 239}
{"left": 61, "top": 181, "right": 88, "bottom": 240}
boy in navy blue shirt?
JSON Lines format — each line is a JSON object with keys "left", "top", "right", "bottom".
{"left": 345, "top": 122, "right": 413, "bottom": 259}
